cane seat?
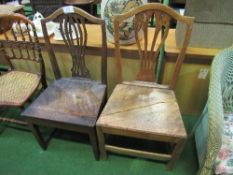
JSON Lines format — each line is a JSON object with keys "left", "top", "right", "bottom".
{"left": 0, "top": 71, "right": 40, "bottom": 106}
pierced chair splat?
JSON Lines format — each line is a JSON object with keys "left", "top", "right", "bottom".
{"left": 22, "top": 6, "right": 107, "bottom": 160}
{"left": 96, "top": 3, "right": 194, "bottom": 169}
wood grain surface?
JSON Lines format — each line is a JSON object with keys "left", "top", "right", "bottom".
{"left": 23, "top": 78, "right": 106, "bottom": 126}
{"left": 98, "top": 82, "right": 186, "bottom": 139}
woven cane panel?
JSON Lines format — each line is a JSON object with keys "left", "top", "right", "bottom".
{"left": 0, "top": 71, "right": 40, "bottom": 106}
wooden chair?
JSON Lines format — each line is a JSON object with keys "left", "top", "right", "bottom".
{"left": 0, "top": 13, "right": 47, "bottom": 124}
{"left": 96, "top": 3, "right": 194, "bottom": 169}
{"left": 22, "top": 7, "right": 107, "bottom": 160}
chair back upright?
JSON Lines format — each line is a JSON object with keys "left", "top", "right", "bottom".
{"left": 41, "top": 6, "right": 107, "bottom": 85}
{"left": 113, "top": 3, "right": 194, "bottom": 89}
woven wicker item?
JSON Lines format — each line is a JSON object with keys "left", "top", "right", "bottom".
{"left": 198, "top": 47, "right": 233, "bottom": 175}
{"left": 0, "top": 71, "right": 40, "bottom": 106}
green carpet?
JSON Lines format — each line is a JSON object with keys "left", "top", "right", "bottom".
{"left": 0, "top": 110, "right": 199, "bottom": 175}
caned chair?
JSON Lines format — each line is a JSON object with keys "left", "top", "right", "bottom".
{"left": 96, "top": 3, "right": 194, "bottom": 169}
{"left": 0, "top": 13, "right": 47, "bottom": 124}
{"left": 22, "top": 7, "right": 107, "bottom": 160}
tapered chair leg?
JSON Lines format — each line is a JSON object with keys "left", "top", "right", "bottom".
{"left": 29, "top": 123, "right": 47, "bottom": 150}
{"left": 89, "top": 128, "right": 99, "bottom": 160}
{"left": 96, "top": 126, "right": 107, "bottom": 159}
{"left": 166, "top": 139, "right": 186, "bottom": 170}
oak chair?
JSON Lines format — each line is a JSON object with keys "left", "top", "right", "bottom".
{"left": 0, "top": 13, "right": 47, "bottom": 124}
{"left": 22, "top": 6, "right": 107, "bottom": 160}
{"left": 96, "top": 3, "right": 194, "bottom": 169}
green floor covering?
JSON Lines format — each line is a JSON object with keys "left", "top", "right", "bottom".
{"left": 0, "top": 110, "right": 199, "bottom": 175}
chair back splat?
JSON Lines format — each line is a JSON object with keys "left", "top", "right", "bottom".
{"left": 113, "top": 3, "right": 194, "bottom": 89}
{"left": 41, "top": 7, "right": 107, "bottom": 85}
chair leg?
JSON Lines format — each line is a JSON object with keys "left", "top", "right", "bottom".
{"left": 29, "top": 123, "right": 47, "bottom": 150}
{"left": 0, "top": 120, "right": 5, "bottom": 134}
{"left": 96, "top": 126, "right": 107, "bottom": 159}
{"left": 166, "top": 139, "right": 186, "bottom": 170}
{"left": 89, "top": 128, "right": 99, "bottom": 160}
{"left": 42, "top": 79, "right": 47, "bottom": 89}
{"left": 20, "top": 105, "right": 25, "bottom": 110}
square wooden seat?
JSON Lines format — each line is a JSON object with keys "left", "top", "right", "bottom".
{"left": 98, "top": 82, "right": 186, "bottom": 140}
{"left": 23, "top": 78, "right": 106, "bottom": 127}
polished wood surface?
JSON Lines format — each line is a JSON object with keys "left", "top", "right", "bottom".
{"left": 99, "top": 82, "right": 187, "bottom": 138}
{"left": 23, "top": 78, "right": 106, "bottom": 126}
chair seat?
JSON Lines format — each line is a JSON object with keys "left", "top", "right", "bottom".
{"left": 22, "top": 77, "right": 106, "bottom": 127}
{"left": 97, "top": 81, "right": 187, "bottom": 140}
{"left": 0, "top": 71, "right": 41, "bottom": 106}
